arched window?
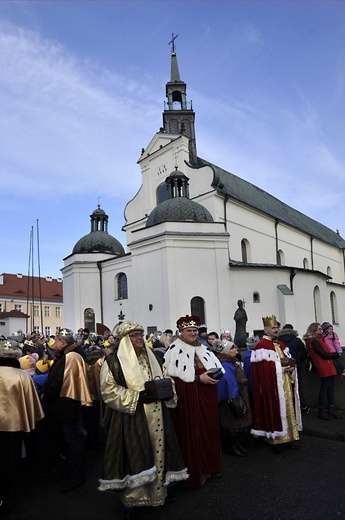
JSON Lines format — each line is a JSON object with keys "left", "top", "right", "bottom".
{"left": 253, "top": 292, "right": 260, "bottom": 303}
{"left": 330, "top": 291, "right": 339, "bottom": 325}
{"left": 327, "top": 266, "right": 332, "bottom": 278}
{"left": 303, "top": 258, "right": 309, "bottom": 269}
{"left": 84, "top": 308, "right": 95, "bottom": 333}
{"left": 156, "top": 183, "right": 169, "bottom": 205}
{"left": 313, "top": 286, "right": 322, "bottom": 323}
{"left": 277, "top": 249, "right": 285, "bottom": 266}
{"left": 116, "top": 273, "right": 128, "bottom": 300}
{"left": 241, "top": 239, "right": 251, "bottom": 263}
{"left": 190, "top": 296, "right": 205, "bottom": 325}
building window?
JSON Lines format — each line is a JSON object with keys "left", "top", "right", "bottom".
{"left": 303, "top": 258, "right": 309, "bottom": 269}
{"left": 190, "top": 296, "right": 205, "bottom": 325}
{"left": 253, "top": 292, "right": 260, "bottom": 303}
{"left": 313, "top": 286, "right": 322, "bottom": 323}
{"left": 44, "top": 306, "right": 51, "bottom": 318}
{"left": 156, "top": 183, "right": 169, "bottom": 205}
{"left": 241, "top": 239, "right": 251, "bottom": 263}
{"left": 241, "top": 240, "right": 247, "bottom": 263}
{"left": 55, "top": 307, "right": 61, "bottom": 318}
{"left": 327, "top": 266, "right": 332, "bottom": 278}
{"left": 330, "top": 291, "right": 339, "bottom": 325}
{"left": 116, "top": 273, "right": 128, "bottom": 300}
{"left": 34, "top": 305, "right": 40, "bottom": 317}
{"left": 14, "top": 304, "right": 22, "bottom": 312}
{"left": 0, "top": 303, "right": 2, "bottom": 312}
{"left": 33, "top": 326, "right": 40, "bottom": 335}
{"left": 84, "top": 308, "right": 95, "bottom": 333}
{"left": 45, "top": 326, "right": 51, "bottom": 337}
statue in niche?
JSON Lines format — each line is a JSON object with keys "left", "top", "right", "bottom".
{"left": 233, "top": 299, "right": 248, "bottom": 349}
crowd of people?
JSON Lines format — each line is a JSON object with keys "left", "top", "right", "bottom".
{"left": 0, "top": 315, "right": 343, "bottom": 518}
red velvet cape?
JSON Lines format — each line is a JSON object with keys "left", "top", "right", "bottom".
{"left": 169, "top": 367, "right": 222, "bottom": 488}
{"left": 251, "top": 337, "right": 286, "bottom": 437}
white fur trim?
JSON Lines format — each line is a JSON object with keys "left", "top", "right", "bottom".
{"left": 164, "top": 468, "right": 189, "bottom": 487}
{"left": 164, "top": 338, "right": 224, "bottom": 382}
{"left": 98, "top": 466, "right": 157, "bottom": 491}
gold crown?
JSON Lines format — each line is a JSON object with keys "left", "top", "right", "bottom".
{"left": 56, "top": 328, "right": 74, "bottom": 337}
{"left": 262, "top": 315, "right": 278, "bottom": 327}
{"left": 176, "top": 315, "right": 201, "bottom": 331}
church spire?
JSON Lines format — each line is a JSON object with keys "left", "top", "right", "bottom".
{"left": 163, "top": 35, "right": 197, "bottom": 166}
{"left": 169, "top": 33, "right": 181, "bottom": 81}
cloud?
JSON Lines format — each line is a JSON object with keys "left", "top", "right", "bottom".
{"left": 0, "top": 20, "right": 160, "bottom": 199}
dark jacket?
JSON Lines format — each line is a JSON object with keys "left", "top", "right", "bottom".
{"left": 278, "top": 328, "right": 307, "bottom": 368}
{"left": 42, "top": 344, "right": 83, "bottom": 423}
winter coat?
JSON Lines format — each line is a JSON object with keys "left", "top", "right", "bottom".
{"left": 305, "top": 336, "right": 338, "bottom": 378}
{"left": 278, "top": 329, "right": 307, "bottom": 368}
{"left": 323, "top": 331, "right": 342, "bottom": 354}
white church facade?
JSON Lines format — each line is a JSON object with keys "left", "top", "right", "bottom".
{"left": 62, "top": 46, "right": 345, "bottom": 342}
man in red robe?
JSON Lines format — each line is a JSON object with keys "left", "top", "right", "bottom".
{"left": 164, "top": 315, "right": 224, "bottom": 488}
{"left": 250, "top": 315, "right": 302, "bottom": 450}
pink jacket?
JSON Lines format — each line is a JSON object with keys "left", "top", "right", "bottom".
{"left": 323, "top": 331, "right": 342, "bottom": 353}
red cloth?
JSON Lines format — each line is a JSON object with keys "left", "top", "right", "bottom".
{"left": 169, "top": 367, "right": 222, "bottom": 488}
{"left": 251, "top": 337, "right": 285, "bottom": 437}
{"left": 306, "top": 337, "right": 337, "bottom": 377}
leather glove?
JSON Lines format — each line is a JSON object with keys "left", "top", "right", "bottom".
{"left": 138, "top": 390, "right": 156, "bottom": 404}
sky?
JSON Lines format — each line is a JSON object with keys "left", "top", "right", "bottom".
{"left": 0, "top": 0, "right": 344, "bottom": 279}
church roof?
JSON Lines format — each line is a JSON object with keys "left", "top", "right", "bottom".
{"left": 198, "top": 157, "right": 345, "bottom": 249}
{"left": 72, "top": 231, "right": 125, "bottom": 255}
{"left": 146, "top": 197, "right": 214, "bottom": 228}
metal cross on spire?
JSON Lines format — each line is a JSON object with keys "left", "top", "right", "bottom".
{"left": 168, "top": 33, "right": 178, "bottom": 53}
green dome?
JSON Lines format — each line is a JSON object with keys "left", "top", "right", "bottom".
{"left": 146, "top": 197, "right": 214, "bottom": 227}
{"left": 72, "top": 231, "right": 125, "bottom": 255}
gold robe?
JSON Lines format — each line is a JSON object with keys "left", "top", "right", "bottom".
{"left": 0, "top": 366, "right": 44, "bottom": 432}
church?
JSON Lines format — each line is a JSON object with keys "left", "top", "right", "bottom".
{"left": 62, "top": 44, "right": 345, "bottom": 342}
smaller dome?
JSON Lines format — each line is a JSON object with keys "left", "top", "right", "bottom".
{"left": 92, "top": 206, "right": 106, "bottom": 216}
{"left": 72, "top": 231, "right": 125, "bottom": 255}
{"left": 166, "top": 168, "right": 188, "bottom": 180}
{"left": 146, "top": 197, "right": 214, "bottom": 227}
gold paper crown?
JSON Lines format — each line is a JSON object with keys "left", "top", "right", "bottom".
{"left": 0, "top": 339, "right": 21, "bottom": 359}
{"left": 56, "top": 328, "right": 74, "bottom": 337}
{"left": 117, "top": 321, "right": 144, "bottom": 339}
{"left": 262, "top": 315, "right": 278, "bottom": 327}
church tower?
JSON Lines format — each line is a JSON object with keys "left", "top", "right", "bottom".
{"left": 163, "top": 34, "right": 197, "bottom": 166}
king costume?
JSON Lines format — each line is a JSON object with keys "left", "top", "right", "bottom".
{"left": 0, "top": 340, "right": 44, "bottom": 513}
{"left": 249, "top": 317, "right": 302, "bottom": 445}
{"left": 98, "top": 321, "right": 188, "bottom": 509}
{"left": 163, "top": 315, "right": 224, "bottom": 488}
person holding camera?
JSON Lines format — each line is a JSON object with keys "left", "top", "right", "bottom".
{"left": 99, "top": 321, "right": 187, "bottom": 520}
{"left": 164, "top": 315, "right": 224, "bottom": 488}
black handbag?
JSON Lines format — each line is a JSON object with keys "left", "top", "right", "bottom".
{"left": 227, "top": 395, "right": 248, "bottom": 418}
{"left": 208, "top": 367, "right": 224, "bottom": 380}
{"left": 144, "top": 376, "right": 174, "bottom": 401}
